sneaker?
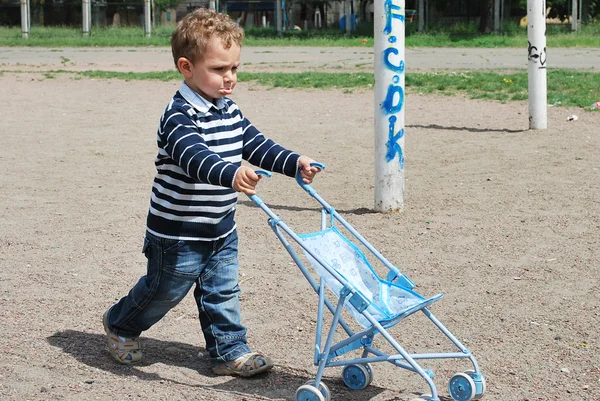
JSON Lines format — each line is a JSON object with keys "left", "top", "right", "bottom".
{"left": 212, "top": 352, "right": 273, "bottom": 377}
{"left": 102, "top": 310, "right": 143, "bottom": 364}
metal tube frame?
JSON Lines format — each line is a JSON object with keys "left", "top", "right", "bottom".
{"left": 247, "top": 175, "right": 483, "bottom": 400}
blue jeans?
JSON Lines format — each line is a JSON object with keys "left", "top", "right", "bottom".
{"left": 105, "top": 230, "right": 251, "bottom": 365}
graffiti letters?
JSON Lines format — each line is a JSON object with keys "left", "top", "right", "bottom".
{"left": 528, "top": 41, "right": 547, "bottom": 68}
{"left": 380, "top": 0, "right": 405, "bottom": 168}
{"left": 384, "top": 0, "right": 405, "bottom": 35}
{"left": 383, "top": 48, "right": 405, "bottom": 73}
{"left": 385, "top": 116, "right": 404, "bottom": 168}
{"left": 382, "top": 82, "right": 404, "bottom": 115}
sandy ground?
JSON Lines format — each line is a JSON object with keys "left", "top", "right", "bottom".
{"left": 2, "top": 46, "right": 600, "bottom": 73}
{"left": 0, "top": 48, "right": 599, "bottom": 401}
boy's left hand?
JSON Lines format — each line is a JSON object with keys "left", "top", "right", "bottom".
{"left": 298, "top": 156, "right": 322, "bottom": 184}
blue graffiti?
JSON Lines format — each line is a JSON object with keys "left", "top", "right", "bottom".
{"left": 381, "top": 0, "right": 405, "bottom": 169}
{"left": 385, "top": 116, "right": 404, "bottom": 168}
{"left": 383, "top": 48, "right": 405, "bottom": 73}
{"left": 382, "top": 81, "right": 404, "bottom": 115}
{"left": 384, "top": 0, "right": 405, "bottom": 35}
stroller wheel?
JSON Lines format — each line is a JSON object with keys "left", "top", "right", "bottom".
{"left": 342, "top": 364, "right": 373, "bottom": 390}
{"left": 303, "top": 380, "right": 331, "bottom": 401}
{"left": 464, "top": 370, "right": 486, "bottom": 399}
{"left": 296, "top": 384, "right": 325, "bottom": 401}
{"left": 448, "top": 372, "right": 476, "bottom": 401}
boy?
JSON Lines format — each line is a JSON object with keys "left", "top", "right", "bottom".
{"left": 102, "top": 8, "right": 320, "bottom": 377}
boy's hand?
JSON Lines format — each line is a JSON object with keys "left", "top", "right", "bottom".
{"left": 233, "top": 166, "right": 261, "bottom": 195}
{"left": 298, "top": 156, "right": 322, "bottom": 184}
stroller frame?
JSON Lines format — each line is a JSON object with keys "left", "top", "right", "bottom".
{"left": 248, "top": 167, "right": 485, "bottom": 401}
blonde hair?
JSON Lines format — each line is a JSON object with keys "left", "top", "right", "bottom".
{"left": 171, "top": 8, "right": 244, "bottom": 69}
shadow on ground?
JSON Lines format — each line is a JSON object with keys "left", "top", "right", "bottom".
{"left": 47, "top": 330, "right": 395, "bottom": 400}
{"left": 406, "top": 123, "right": 526, "bottom": 134}
{"left": 237, "top": 200, "right": 377, "bottom": 216}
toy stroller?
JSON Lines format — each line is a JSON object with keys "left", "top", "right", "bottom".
{"left": 248, "top": 164, "right": 485, "bottom": 401}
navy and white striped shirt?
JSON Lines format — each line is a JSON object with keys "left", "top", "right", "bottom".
{"left": 146, "top": 82, "right": 300, "bottom": 241}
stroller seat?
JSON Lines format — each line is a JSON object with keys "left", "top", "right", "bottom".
{"left": 299, "top": 227, "right": 443, "bottom": 328}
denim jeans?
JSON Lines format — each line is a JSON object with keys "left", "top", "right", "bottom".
{"left": 105, "top": 230, "right": 251, "bottom": 365}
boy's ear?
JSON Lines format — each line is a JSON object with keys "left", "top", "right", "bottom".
{"left": 177, "top": 57, "right": 193, "bottom": 78}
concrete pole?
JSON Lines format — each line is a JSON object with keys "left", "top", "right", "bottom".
{"left": 374, "top": 0, "right": 406, "bottom": 212}
{"left": 276, "top": 0, "right": 282, "bottom": 35}
{"left": 571, "top": 0, "right": 578, "bottom": 31}
{"left": 209, "top": 0, "right": 216, "bottom": 9}
{"left": 494, "top": 0, "right": 500, "bottom": 33}
{"left": 527, "top": 0, "right": 547, "bottom": 130}
{"left": 144, "top": 0, "right": 151, "bottom": 37}
{"left": 20, "top": 0, "right": 29, "bottom": 39}
{"left": 418, "top": 0, "right": 424, "bottom": 33}
{"left": 82, "top": 0, "right": 91, "bottom": 37}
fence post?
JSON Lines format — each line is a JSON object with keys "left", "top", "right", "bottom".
{"left": 276, "top": 0, "right": 282, "bottom": 35}
{"left": 571, "top": 0, "right": 578, "bottom": 31}
{"left": 82, "top": 0, "right": 91, "bottom": 36}
{"left": 144, "top": 0, "right": 151, "bottom": 37}
{"left": 21, "top": 0, "right": 30, "bottom": 39}
{"left": 418, "top": 0, "right": 424, "bottom": 32}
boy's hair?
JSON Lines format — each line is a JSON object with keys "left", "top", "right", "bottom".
{"left": 171, "top": 8, "right": 244, "bottom": 69}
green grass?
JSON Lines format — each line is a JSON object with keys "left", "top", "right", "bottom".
{"left": 4, "top": 69, "right": 598, "bottom": 108}
{"left": 1, "top": 22, "right": 600, "bottom": 47}
{"left": 406, "top": 70, "right": 600, "bottom": 107}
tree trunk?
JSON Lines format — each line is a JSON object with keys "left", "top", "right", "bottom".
{"left": 479, "top": 0, "right": 494, "bottom": 34}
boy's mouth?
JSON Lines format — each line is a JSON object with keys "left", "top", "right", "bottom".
{"left": 220, "top": 87, "right": 233, "bottom": 95}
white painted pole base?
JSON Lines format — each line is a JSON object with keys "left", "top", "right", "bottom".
{"left": 374, "top": 0, "right": 406, "bottom": 212}
{"left": 527, "top": 0, "right": 547, "bottom": 130}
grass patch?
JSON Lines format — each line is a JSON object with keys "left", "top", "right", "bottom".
{"left": 3, "top": 69, "right": 598, "bottom": 108}
{"left": 1, "top": 22, "right": 600, "bottom": 47}
{"left": 407, "top": 70, "right": 600, "bottom": 107}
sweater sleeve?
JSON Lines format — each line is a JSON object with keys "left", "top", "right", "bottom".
{"left": 240, "top": 115, "right": 300, "bottom": 178}
{"left": 159, "top": 101, "right": 239, "bottom": 188}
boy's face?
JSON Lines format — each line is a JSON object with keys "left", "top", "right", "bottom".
{"left": 178, "top": 36, "right": 241, "bottom": 103}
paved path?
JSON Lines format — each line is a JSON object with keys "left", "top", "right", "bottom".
{"left": 1, "top": 46, "right": 598, "bottom": 73}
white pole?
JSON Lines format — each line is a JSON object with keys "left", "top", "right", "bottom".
{"left": 571, "top": 0, "right": 578, "bottom": 31}
{"left": 82, "top": 0, "right": 91, "bottom": 37}
{"left": 20, "top": 0, "right": 29, "bottom": 39}
{"left": 209, "top": 0, "right": 216, "bottom": 9}
{"left": 374, "top": 0, "right": 405, "bottom": 212}
{"left": 527, "top": 0, "right": 547, "bottom": 130}
{"left": 144, "top": 0, "right": 151, "bottom": 37}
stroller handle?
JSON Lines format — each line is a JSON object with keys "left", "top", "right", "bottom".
{"left": 254, "top": 169, "right": 272, "bottom": 178}
{"left": 295, "top": 162, "right": 326, "bottom": 192}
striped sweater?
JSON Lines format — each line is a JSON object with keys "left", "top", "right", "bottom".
{"left": 146, "top": 82, "right": 300, "bottom": 241}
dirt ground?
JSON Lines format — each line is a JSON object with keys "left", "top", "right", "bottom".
{"left": 0, "top": 48, "right": 599, "bottom": 401}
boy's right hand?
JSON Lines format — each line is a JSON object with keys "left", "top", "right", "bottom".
{"left": 233, "top": 166, "right": 261, "bottom": 195}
